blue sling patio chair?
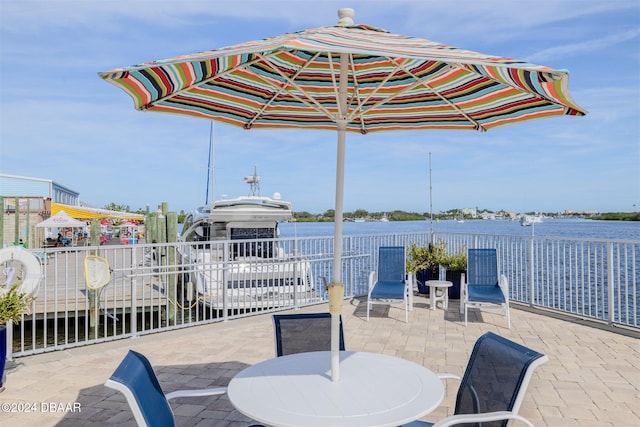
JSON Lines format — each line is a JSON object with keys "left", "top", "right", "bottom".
{"left": 367, "top": 246, "right": 412, "bottom": 322}
{"left": 105, "top": 350, "right": 264, "bottom": 427}
{"left": 272, "top": 312, "right": 345, "bottom": 357}
{"left": 402, "top": 331, "right": 548, "bottom": 427}
{"left": 461, "top": 248, "right": 510, "bottom": 328}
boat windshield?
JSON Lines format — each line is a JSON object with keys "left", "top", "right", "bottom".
{"left": 181, "top": 220, "right": 279, "bottom": 259}
{"left": 230, "top": 226, "right": 277, "bottom": 259}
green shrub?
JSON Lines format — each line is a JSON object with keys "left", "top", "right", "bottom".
{"left": 0, "top": 283, "right": 34, "bottom": 326}
{"left": 441, "top": 251, "right": 467, "bottom": 272}
{"left": 406, "top": 241, "right": 446, "bottom": 272}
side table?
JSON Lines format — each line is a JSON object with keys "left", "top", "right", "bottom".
{"left": 425, "top": 280, "right": 452, "bottom": 310}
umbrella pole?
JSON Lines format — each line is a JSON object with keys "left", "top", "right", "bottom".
{"left": 329, "top": 52, "right": 349, "bottom": 382}
{"left": 329, "top": 126, "right": 345, "bottom": 382}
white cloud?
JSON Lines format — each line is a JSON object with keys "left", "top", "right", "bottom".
{"left": 527, "top": 29, "right": 640, "bottom": 62}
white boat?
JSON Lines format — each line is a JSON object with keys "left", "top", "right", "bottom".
{"left": 520, "top": 214, "right": 543, "bottom": 226}
{"left": 177, "top": 171, "right": 315, "bottom": 310}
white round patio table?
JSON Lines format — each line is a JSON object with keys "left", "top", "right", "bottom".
{"left": 227, "top": 350, "right": 444, "bottom": 427}
{"left": 426, "top": 280, "right": 453, "bottom": 310}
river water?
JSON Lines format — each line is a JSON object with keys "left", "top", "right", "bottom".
{"left": 280, "top": 218, "right": 640, "bottom": 241}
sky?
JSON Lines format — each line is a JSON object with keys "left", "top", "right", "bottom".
{"left": 1, "top": 0, "right": 639, "bottom": 216}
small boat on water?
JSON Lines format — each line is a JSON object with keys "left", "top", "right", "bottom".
{"left": 520, "top": 214, "right": 543, "bottom": 227}
{"left": 177, "top": 170, "right": 315, "bottom": 310}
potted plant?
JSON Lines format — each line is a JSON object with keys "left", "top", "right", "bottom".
{"left": 406, "top": 241, "right": 446, "bottom": 294}
{"left": 440, "top": 250, "right": 467, "bottom": 300}
{"left": 0, "top": 283, "right": 34, "bottom": 392}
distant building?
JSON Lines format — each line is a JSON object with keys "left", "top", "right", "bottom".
{"left": 563, "top": 209, "right": 598, "bottom": 217}
{"left": 1, "top": 173, "right": 80, "bottom": 246}
{"left": 1, "top": 173, "right": 79, "bottom": 207}
{"left": 461, "top": 207, "right": 477, "bottom": 218}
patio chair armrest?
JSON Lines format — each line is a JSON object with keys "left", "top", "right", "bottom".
{"left": 460, "top": 272, "right": 467, "bottom": 313}
{"left": 165, "top": 387, "right": 227, "bottom": 400}
{"left": 437, "top": 373, "right": 461, "bottom": 381}
{"left": 499, "top": 274, "right": 509, "bottom": 299}
{"left": 437, "top": 373, "right": 461, "bottom": 392}
{"left": 460, "top": 272, "right": 467, "bottom": 295}
{"left": 368, "top": 271, "right": 377, "bottom": 292}
{"left": 405, "top": 272, "right": 415, "bottom": 294}
{"left": 432, "top": 411, "right": 535, "bottom": 427}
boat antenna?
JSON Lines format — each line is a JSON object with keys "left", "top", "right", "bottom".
{"left": 429, "top": 152, "right": 434, "bottom": 242}
{"left": 205, "top": 122, "right": 214, "bottom": 205}
{"left": 244, "top": 165, "right": 260, "bottom": 196}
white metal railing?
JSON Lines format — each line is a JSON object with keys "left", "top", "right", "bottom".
{"left": 6, "top": 231, "right": 639, "bottom": 358}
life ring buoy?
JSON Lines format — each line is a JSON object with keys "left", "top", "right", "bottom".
{"left": 0, "top": 247, "right": 43, "bottom": 297}
{"left": 84, "top": 255, "right": 112, "bottom": 290}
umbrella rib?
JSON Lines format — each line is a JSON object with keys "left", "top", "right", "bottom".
{"left": 327, "top": 54, "right": 341, "bottom": 119}
{"left": 345, "top": 54, "right": 368, "bottom": 133}
{"left": 344, "top": 58, "right": 484, "bottom": 131}
{"left": 252, "top": 52, "right": 338, "bottom": 125}
{"left": 328, "top": 53, "right": 369, "bottom": 132}
{"left": 345, "top": 60, "right": 449, "bottom": 129}
{"left": 328, "top": 53, "right": 354, "bottom": 124}
{"left": 393, "top": 59, "right": 485, "bottom": 131}
{"left": 247, "top": 51, "right": 324, "bottom": 128}
{"left": 139, "top": 55, "right": 269, "bottom": 110}
{"left": 344, "top": 61, "right": 406, "bottom": 125}
{"left": 326, "top": 52, "right": 365, "bottom": 129}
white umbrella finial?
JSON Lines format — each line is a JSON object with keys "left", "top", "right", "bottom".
{"left": 337, "top": 8, "right": 354, "bottom": 26}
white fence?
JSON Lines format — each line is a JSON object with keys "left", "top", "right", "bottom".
{"left": 6, "top": 231, "right": 639, "bottom": 358}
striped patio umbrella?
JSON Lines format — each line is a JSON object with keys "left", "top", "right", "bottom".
{"left": 99, "top": 8, "right": 586, "bottom": 381}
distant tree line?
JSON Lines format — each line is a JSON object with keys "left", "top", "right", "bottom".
{"left": 294, "top": 209, "right": 455, "bottom": 222}
{"left": 103, "top": 203, "right": 639, "bottom": 224}
{"left": 293, "top": 209, "right": 640, "bottom": 222}
{"left": 592, "top": 212, "right": 640, "bottom": 221}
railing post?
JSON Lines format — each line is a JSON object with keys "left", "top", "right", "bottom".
{"left": 222, "top": 241, "right": 229, "bottom": 321}
{"left": 607, "top": 242, "right": 614, "bottom": 326}
{"left": 5, "top": 320, "right": 13, "bottom": 362}
{"left": 345, "top": 236, "right": 352, "bottom": 296}
{"left": 131, "top": 247, "right": 138, "bottom": 338}
{"left": 166, "top": 212, "right": 178, "bottom": 324}
{"left": 292, "top": 238, "right": 300, "bottom": 309}
{"left": 529, "top": 237, "right": 535, "bottom": 307}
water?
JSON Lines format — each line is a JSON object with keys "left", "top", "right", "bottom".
{"left": 280, "top": 218, "right": 640, "bottom": 241}
{"left": 281, "top": 218, "right": 640, "bottom": 327}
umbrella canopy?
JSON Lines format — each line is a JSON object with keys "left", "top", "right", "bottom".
{"left": 99, "top": 11, "right": 585, "bottom": 133}
{"left": 99, "top": 8, "right": 586, "bottom": 382}
{"left": 37, "top": 210, "right": 85, "bottom": 228}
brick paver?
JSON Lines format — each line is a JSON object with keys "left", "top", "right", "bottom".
{"left": 1, "top": 297, "right": 638, "bottom": 426}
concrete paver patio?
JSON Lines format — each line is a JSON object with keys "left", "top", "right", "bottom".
{"left": 1, "top": 296, "right": 638, "bottom": 426}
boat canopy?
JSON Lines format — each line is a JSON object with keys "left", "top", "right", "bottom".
{"left": 208, "top": 196, "right": 292, "bottom": 223}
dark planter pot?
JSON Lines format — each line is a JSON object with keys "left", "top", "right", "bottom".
{"left": 415, "top": 268, "right": 439, "bottom": 295}
{"left": 0, "top": 325, "right": 6, "bottom": 390}
{"left": 445, "top": 270, "right": 465, "bottom": 300}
